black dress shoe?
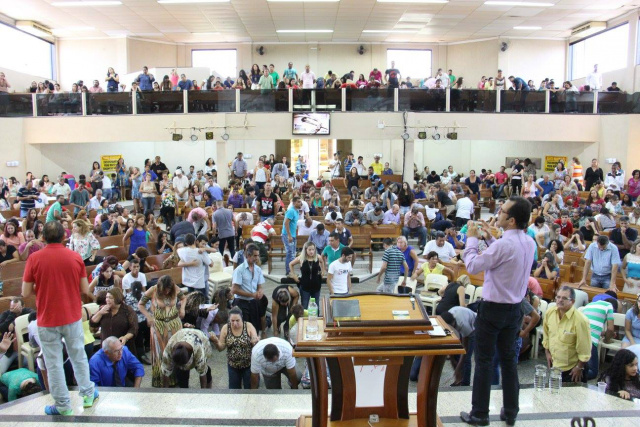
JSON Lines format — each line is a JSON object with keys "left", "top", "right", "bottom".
{"left": 460, "top": 411, "right": 490, "bottom": 426}
{"left": 500, "top": 408, "right": 516, "bottom": 426}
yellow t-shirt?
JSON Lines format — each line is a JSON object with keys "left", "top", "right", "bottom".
{"left": 370, "top": 162, "right": 383, "bottom": 176}
{"left": 421, "top": 262, "right": 445, "bottom": 276}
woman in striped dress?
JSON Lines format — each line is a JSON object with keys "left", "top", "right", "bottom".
{"left": 571, "top": 157, "right": 583, "bottom": 187}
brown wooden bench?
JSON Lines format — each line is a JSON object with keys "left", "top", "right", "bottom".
{"left": 537, "top": 278, "right": 558, "bottom": 301}
{"left": 267, "top": 235, "right": 288, "bottom": 274}
{"left": 352, "top": 234, "right": 373, "bottom": 273}
{"left": 145, "top": 267, "right": 183, "bottom": 286}
{"left": 0, "top": 295, "right": 36, "bottom": 310}
{"left": 146, "top": 253, "right": 172, "bottom": 271}
{"left": 1, "top": 261, "right": 27, "bottom": 280}
{"left": 97, "top": 246, "right": 129, "bottom": 260}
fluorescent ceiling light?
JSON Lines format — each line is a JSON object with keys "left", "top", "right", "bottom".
{"left": 58, "top": 26, "right": 95, "bottom": 31}
{"left": 484, "top": 1, "right": 554, "bottom": 6}
{"left": 363, "top": 30, "right": 418, "bottom": 33}
{"left": 52, "top": 1, "right": 122, "bottom": 6}
{"left": 378, "top": 0, "right": 447, "bottom": 3}
{"left": 276, "top": 29, "right": 333, "bottom": 33}
{"left": 192, "top": 32, "right": 221, "bottom": 35}
{"left": 158, "top": 0, "right": 229, "bottom": 3}
{"left": 585, "top": 4, "right": 622, "bottom": 9}
{"left": 513, "top": 26, "right": 542, "bottom": 30}
{"left": 16, "top": 25, "right": 52, "bottom": 38}
{"left": 268, "top": 0, "right": 339, "bottom": 2}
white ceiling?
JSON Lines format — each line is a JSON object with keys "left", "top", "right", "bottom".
{"left": 0, "top": 0, "right": 636, "bottom": 43}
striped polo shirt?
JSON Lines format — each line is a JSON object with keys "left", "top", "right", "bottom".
{"left": 382, "top": 246, "right": 406, "bottom": 286}
{"left": 582, "top": 300, "right": 614, "bottom": 347}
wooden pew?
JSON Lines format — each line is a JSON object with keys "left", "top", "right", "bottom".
{"left": 537, "top": 278, "right": 558, "bottom": 301}
{"left": 352, "top": 234, "right": 373, "bottom": 273}
{"left": 1, "top": 261, "right": 27, "bottom": 280}
{"left": 0, "top": 295, "right": 36, "bottom": 310}
{"left": 144, "top": 267, "right": 183, "bottom": 286}
{"left": 97, "top": 246, "right": 129, "bottom": 261}
{"left": 146, "top": 253, "right": 172, "bottom": 270}
{"left": 267, "top": 235, "right": 287, "bottom": 274}
{"left": 562, "top": 282, "right": 638, "bottom": 303}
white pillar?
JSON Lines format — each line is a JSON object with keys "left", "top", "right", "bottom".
{"left": 216, "top": 139, "right": 229, "bottom": 188}
{"left": 402, "top": 139, "right": 415, "bottom": 184}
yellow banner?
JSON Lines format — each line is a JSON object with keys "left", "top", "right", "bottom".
{"left": 544, "top": 156, "right": 567, "bottom": 173}
{"left": 101, "top": 155, "right": 122, "bottom": 172}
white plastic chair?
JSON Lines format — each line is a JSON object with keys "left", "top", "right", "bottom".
{"left": 532, "top": 299, "right": 550, "bottom": 359}
{"left": 419, "top": 274, "right": 448, "bottom": 314}
{"left": 15, "top": 314, "right": 38, "bottom": 372}
{"left": 464, "top": 284, "right": 476, "bottom": 302}
{"left": 83, "top": 303, "right": 99, "bottom": 316}
{"left": 471, "top": 286, "right": 483, "bottom": 303}
{"left": 599, "top": 312, "right": 626, "bottom": 364}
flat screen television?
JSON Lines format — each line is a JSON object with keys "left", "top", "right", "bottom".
{"left": 292, "top": 112, "right": 330, "bottom": 135}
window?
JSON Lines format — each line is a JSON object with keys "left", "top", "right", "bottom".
{"left": 0, "top": 23, "right": 54, "bottom": 79}
{"left": 387, "top": 49, "right": 432, "bottom": 82}
{"left": 569, "top": 23, "right": 629, "bottom": 80}
{"left": 191, "top": 50, "right": 237, "bottom": 81}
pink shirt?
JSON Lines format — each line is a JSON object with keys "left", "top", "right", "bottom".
{"left": 628, "top": 178, "right": 640, "bottom": 197}
{"left": 464, "top": 229, "right": 536, "bottom": 304}
{"left": 170, "top": 74, "right": 179, "bottom": 86}
{"left": 88, "top": 86, "right": 103, "bottom": 93}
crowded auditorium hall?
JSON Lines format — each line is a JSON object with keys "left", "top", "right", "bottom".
{"left": 1, "top": 0, "right": 640, "bottom": 426}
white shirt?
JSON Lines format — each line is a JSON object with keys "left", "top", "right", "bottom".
{"left": 301, "top": 71, "right": 316, "bottom": 89}
{"left": 102, "top": 176, "right": 112, "bottom": 190}
{"left": 178, "top": 247, "right": 212, "bottom": 289}
{"left": 50, "top": 183, "right": 71, "bottom": 198}
{"left": 88, "top": 196, "right": 104, "bottom": 210}
{"left": 585, "top": 70, "right": 602, "bottom": 90}
{"left": 324, "top": 211, "right": 343, "bottom": 223}
{"left": 288, "top": 200, "right": 309, "bottom": 217}
{"left": 122, "top": 271, "right": 147, "bottom": 291}
{"left": 354, "top": 163, "right": 367, "bottom": 176}
{"left": 436, "top": 73, "right": 450, "bottom": 87}
{"left": 604, "top": 172, "right": 624, "bottom": 192}
{"left": 297, "top": 219, "right": 319, "bottom": 236}
{"left": 422, "top": 240, "right": 456, "bottom": 262}
{"left": 328, "top": 259, "right": 352, "bottom": 294}
{"left": 455, "top": 197, "right": 474, "bottom": 220}
{"left": 172, "top": 175, "right": 190, "bottom": 195}
{"left": 250, "top": 337, "right": 296, "bottom": 376}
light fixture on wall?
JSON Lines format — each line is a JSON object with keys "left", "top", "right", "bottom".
{"left": 432, "top": 127, "right": 441, "bottom": 140}
{"left": 191, "top": 134, "right": 198, "bottom": 141}
{"left": 221, "top": 129, "right": 229, "bottom": 140}
{"left": 401, "top": 132, "right": 410, "bottom": 141}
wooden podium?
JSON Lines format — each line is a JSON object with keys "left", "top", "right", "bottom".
{"left": 294, "top": 293, "right": 464, "bottom": 427}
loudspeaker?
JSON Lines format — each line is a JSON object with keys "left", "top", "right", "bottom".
{"left": 500, "top": 41, "right": 509, "bottom": 52}
{"left": 417, "top": 131, "right": 427, "bottom": 140}
{"left": 205, "top": 132, "right": 214, "bottom": 140}
{"left": 357, "top": 45, "right": 365, "bottom": 55}
{"left": 446, "top": 132, "right": 458, "bottom": 140}
{"left": 172, "top": 133, "right": 182, "bottom": 141}
{"left": 257, "top": 46, "right": 265, "bottom": 56}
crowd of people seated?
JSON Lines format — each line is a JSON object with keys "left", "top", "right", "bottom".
{"left": 0, "top": 61, "right": 624, "bottom": 96}
{"left": 1, "top": 149, "right": 640, "bottom": 407}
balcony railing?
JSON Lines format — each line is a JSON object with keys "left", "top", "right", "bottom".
{"left": 0, "top": 88, "right": 635, "bottom": 117}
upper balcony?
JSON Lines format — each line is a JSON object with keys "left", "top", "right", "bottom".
{"left": 1, "top": 88, "right": 638, "bottom": 118}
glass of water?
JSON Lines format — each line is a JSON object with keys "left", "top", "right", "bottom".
{"left": 549, "top": 367, "right": 562, "bottom": 394}
{"left": 534, "top": 365, "right": 547, "bottom": 391}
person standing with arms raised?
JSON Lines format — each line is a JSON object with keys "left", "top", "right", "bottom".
{"left": 22, "top": 221, "right": 98, "bottom": 415}
{"left": 459, "top": 197, "right": 536, "bottom": 427}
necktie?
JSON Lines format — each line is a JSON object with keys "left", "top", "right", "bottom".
{"left": 113, "top": 362, "right": 122, "bottom": 387}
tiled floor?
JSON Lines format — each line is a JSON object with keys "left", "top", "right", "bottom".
{"left": 0, "top": 386, "right": 637, "bottom": 426}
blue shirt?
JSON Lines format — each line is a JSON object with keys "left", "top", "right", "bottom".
{"left": 136, "top": 73, "right": 155, "bottom": 91}
{"left": 512, "top": 77, "right": 529, "bottom": 91}
{"left": 308, "top": 229, "right": 330, "bottom": 251}
{"left": 283, "top": 68, "right": 298, "bottom": 81}
{"left": 142, "top": 171, "right": 158, "bottom": 181}
{"left": 383, "top": 168, "right": 394, "bottom": 175}
{"left": 208, "top": 184, "right": 224, "bottom": 201}
{"left": 106, "top": 74, "right": 119, "bottom": 91}
{"left": 625, "top": 308, "right": 640, "bottom": 340}
{"left": 283, "top": 206, "right": 299, "bottom": 237}
{"left": 178, "top": 79, "right": 193, "bottom": 91}
{"left": 89, "top": 347, "right": 144, "bottom": 387}
{"left": 538, "top": 180, "right": 554, "bottom": 197}
{"left": 584, "top": 242, "right": 621, "bottom": 275}
{"left": 232, "top": 260, "right": 266, "bottom": 301}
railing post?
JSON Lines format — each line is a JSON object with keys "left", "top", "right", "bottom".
{"left": 311, "top": 89, "right": 316, "bottom": 112}
{"left": 545, "top": 89, "right": 550, "bottom": 114}
{"left": 32, "top": 94, "right": 37, "bottom": 117}
{"left": 593, "top": 91, "right": 599, "bottom": 114}
{"left": 288, "top": 88, "right": 293, "bottom": 112}
{"left": 131, "top": 92, "right": 137, "bottom": 115}
{"left": 496, "top": 90, "right": 501, "bottom": 113}
{"left": 81, "top": 92, "right": 87, "bottom": 116}
{"left": 183, "top": 90, "right": 188, "bottom": 114}
{"left": 394, "top": 88, "right": 399, "bottom": 112}
{"left": 235, "top": 89, "right": 241, "bottom": 113}
{"left": 445, "top": 87, "right": 450, "bottom": 112}
{"left": 341, "top": 88, "right": 346, "bottom": 112}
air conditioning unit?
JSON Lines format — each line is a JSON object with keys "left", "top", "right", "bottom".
{"left": 571, "top": 21, "right": 606, "bottom": 38}
{"left": 16, "top": 20, "right": 54, "bottom": 38}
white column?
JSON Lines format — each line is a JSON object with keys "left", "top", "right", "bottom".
{"left": 183, "top": 90, "right": 188, "bottom": 114}
{"left": 81, "top": 92, "right": 87, "bottom": 116}
{"left": 545, "top": 90, "right": 550, "bottom": 114}
{"left": 593, "top": 91, "right": 599, "bottom": 114}
{"left": 32, "top": 94, "right": 37, "bottom": 117}
{"left": 341, "top": 88, "right": 346, "bottom": 112}
{"left": 216, "top": 139, "right": 229, "bottom": 188}
{"left": 402, "top": 139, "right": 415, "bottom": 184}
{"left": 496, "top": 90, "right": 501, "bottom": 113}
{"left": 288, "top": 88, "right": 293, "bottom": 112}
{"left": 394, "top": 88, "right": 399, "bottom": 112}
{"left": 445, "top": 88, "right": 451, "bottom": 112}
{"left": 235, "top": 89, "right": 241, "bottom": 113}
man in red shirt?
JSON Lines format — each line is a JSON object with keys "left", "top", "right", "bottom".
{"left": 22, "top": 221, "right": 97, "bottom": 415}
{"left": 492, "top": 166, "right": 509, "bottom": 199}
{"left": 554, "top": 210, "right": 574, "bottom": 237}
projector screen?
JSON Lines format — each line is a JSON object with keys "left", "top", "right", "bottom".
{"left": 292, "top": 112, "right": 330, "bottom": 135}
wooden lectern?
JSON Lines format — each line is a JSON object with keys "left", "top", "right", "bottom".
{"left": 294, "top": 293, "right": 464, "bottom": 427}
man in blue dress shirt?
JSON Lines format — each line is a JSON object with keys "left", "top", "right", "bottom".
{"left": 89, "top": 337, "right": 144, "bottom": 388}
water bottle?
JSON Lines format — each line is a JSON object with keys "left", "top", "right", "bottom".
{"left": 549, "top": 367, "right": 562, "bottom": 394}
{"left": 534, "top": 365, "right": 547, "bottom": 391}
{"left": 306, "top": 298, "right": 319, "bottom": 340}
